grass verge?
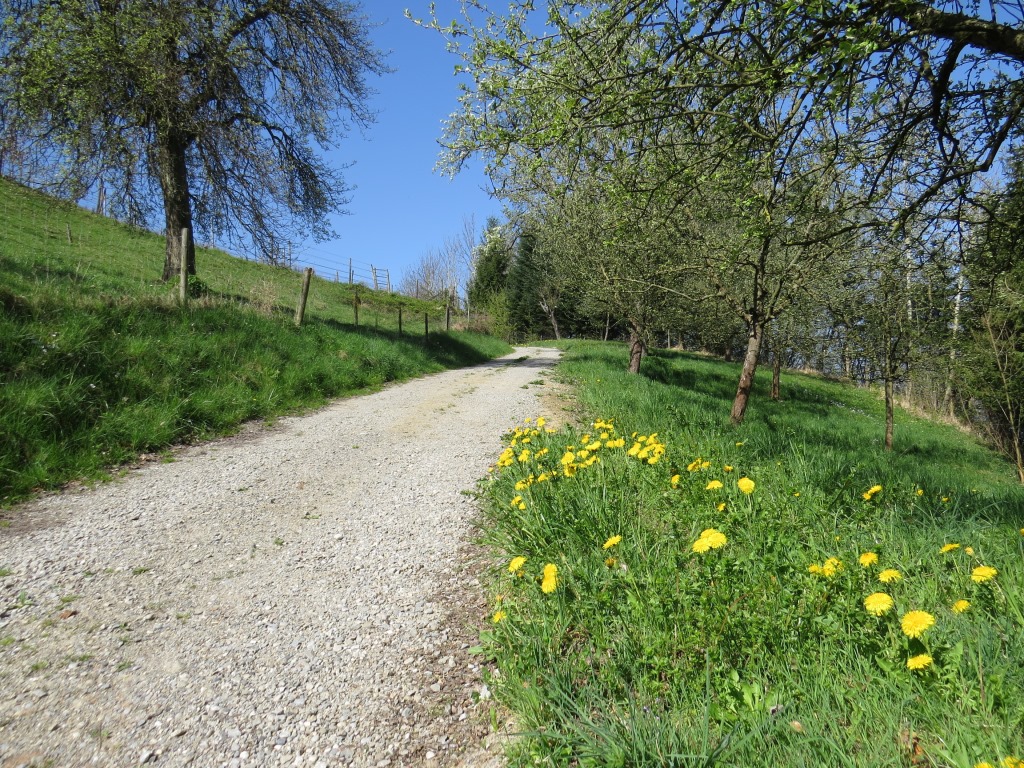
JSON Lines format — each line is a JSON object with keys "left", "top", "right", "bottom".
{"left": 476, "top": 341, "right": 1024, "bottom": 767}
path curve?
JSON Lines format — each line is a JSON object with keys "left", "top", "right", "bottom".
{"left": 0, "top": 346, "right": 562, "bottom": 768}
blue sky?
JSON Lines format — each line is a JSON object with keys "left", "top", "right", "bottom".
{"left": 293, "top": 1, "right": 503, "bottom": 285}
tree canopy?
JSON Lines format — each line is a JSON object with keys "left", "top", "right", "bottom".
{"left": 1, "top": 0, "right": 386, "bottom": 279}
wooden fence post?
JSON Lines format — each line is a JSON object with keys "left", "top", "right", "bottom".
{"left": 354, "top": 292, "right": 360, "bottom": 326}
{"left": 424, "top": 312, "right": 428, "bottom": 340}
{"left": 294, "top": 267, "right": 313, "bottom": 326}
{"left": 179, "top": 228, "right": 188, "bottom": 305}
{"left": 398, "top": 306, "right": 403, "bottom": 335}
{"left": 348, "top": 258, "right": 353, "bottom": 285}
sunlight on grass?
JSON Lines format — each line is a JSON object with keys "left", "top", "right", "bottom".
{"left": 477, "top": 341, "right": 1024, "bottom": 767}
{"left": 0, "top": 177, "right": 511, "bottom": 505}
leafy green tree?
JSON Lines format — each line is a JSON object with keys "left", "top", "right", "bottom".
{"left": 960, "top": 153, "right": 1024, "bottom": 482}
{"left": 467, "top": 218, "right": 512, "bottom": 309}
{"left": 504, "top": 227, "right": 552, "bottom": 341}
{"left": 431, "top": 1, "right": 1024, "bottom": 218}
{"left": 1, "top": 0, "right": 385, "bottom": 280}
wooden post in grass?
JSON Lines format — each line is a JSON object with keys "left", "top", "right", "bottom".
{"left": 179, "top": 228, "right": 189, "bottom": 305}
{"left": 294, "top": 267, "right": 313, "bottom": 326}
{"left": 353, "top": 291, "right": 360, "bottom": 326}
{"left": 398, "top": 306, "right": 403, "bottom": 334}
{"left": 446, "top": 303, "right": 451, "bottom": 331}
{"left": 424, "top": 312, "right": 428, "bottom": 340}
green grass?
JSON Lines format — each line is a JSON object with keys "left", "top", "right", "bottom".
{"left": 0, "top": 177, "right": 511, "bottom": 506}
{"left": 478, "top": 341, "right": 1024, "bottom": 767}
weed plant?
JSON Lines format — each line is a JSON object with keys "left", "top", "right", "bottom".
{"left": 0, "top": 178, "right": 510, "bottom": 505}
{"left": 477, "top": 341, "right": 1024, "bottom": 767}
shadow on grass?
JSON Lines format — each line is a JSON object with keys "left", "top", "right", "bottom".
{"left": 565, "top": 342, "right": 1024, "bottom": 527}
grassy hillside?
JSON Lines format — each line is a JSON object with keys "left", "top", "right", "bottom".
{"left": 478, "top": 341, "right": 1024, "bottom": 767}
{"left": 0, "top": 177, "right": 511, "bottom": 506}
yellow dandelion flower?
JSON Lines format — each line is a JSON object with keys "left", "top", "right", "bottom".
{"left": 536, "top": 417, "right": 546, "bottom": 427}
{"left": 971, "top": 565, "right": 997, "bottom": 583}
{"left": 716, "top": 502, "right": 727, "bottom": 512}
{"left": 878, "top": 569, "right": 902, "bottom": 583}
{"left": 541, "top": 563, "right": 558, "bottom": 594}
{"left": 604, "top": 556, "right": 617, "bottom": 568}
{"left": 603, "top": 535, "right": 622, "bottom": 550}
{"left": 510, "top": 495, "right": 522, "bottom": 508}
{"left": 941, "top": 496, "right": 950, "bottom": 503}
{"left": 868, "top": 484, "right": 883, "bottom": 494}
{"left": 735, "top": 441, "right": 745, "bottom": 447}
{"left": 723, "top": 465, "right": 734, "bottom": 472}
{"left": 670, "top": 474, "right": 681, "bottom": 487}
{"left": 692, "top": 528, "right": 727, "bottom": 553}
{"left": 793, "top": 491, "right": 801, "bottom": 497}
{"left": 700, "top": 460, "right": 710, "bottom": 469}
{"left": 560, "top": 451, "right": 576, "bottom": 465}
{"left": 706, "top": 480, "right": 724, "bottom": 491}
{"left": 975, "top": 763, "right": 996, "bottom": 768}
{"left": 808, "top": 563, "right": 823, "bottom": 575}
{"left": 737, "top": 477, "right": 755, "bottom": 494}
{"left": 1002, "top": 757, "right": 1024, "bottom": 768}
{"left": 965, "top": 546, "right": 975, "bottom": 555}
{"left": 952, "top": 599, "right": 970, "bottom": 614}
{"left": 821, "top": 557, "right": 843, "bottom": 577}
{"left": 585, "top": 441, "right": 601, "bottom": 451}
{"left": 1020, "top": 528, "right": 1024, "bottom": 535}
{"left": 492, "top": 609, "right": 507, "bottom": 623}
{"left": 900, "top": 610, "right": 936, "bottom": 638}
{"left": 940, "top": 543, "right": 960, "bottom": 553}
{"left": 906, "top": 653, "right": 932, "bottom": 671}
{"left": 859, "top": 552, "right": 878, "bottom": 568}
{"left": 864, "top": 592, "right": 894, "bottom": 616}
{"left": 686, "top": 458, "right": 702, "bottom": 472}
{"left": 916, "top": 488, "right": 924, "bottom": 496}
{"left": 508, "top": 556, "right": 527, "bottom": 575}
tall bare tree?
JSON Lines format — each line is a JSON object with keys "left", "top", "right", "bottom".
{"left": 2, "top": 0, "right": 386, "bottom": 280}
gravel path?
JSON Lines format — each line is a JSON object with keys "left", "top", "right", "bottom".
{"left": 0, "top": 346, "right": 562, "bottom": 768}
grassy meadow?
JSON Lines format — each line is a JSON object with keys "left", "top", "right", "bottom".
{"left": 0, "top": 178, "right": 510, "bottom": 506}
{"left": 478, "top": 341, "right": 1024, "bottom": 767}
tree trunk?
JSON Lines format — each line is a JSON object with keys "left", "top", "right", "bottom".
{"left": 771, "top": 352, "right": 781, "bottom": 401}
{"left": 730, "top": 322, "right": 764, "bottom": 424}
{"left": 943, "top": 268, "right": 966, "bottom": 417}
{"left": 549, "top": 311, "right": 561, "bottom": 340}
{"left": 540, "top": 299, "right": 561, "bottom": 340}
{"left": 603, "top": 312, "right": 611, "bottom": 342}
{"left": 884, "top": 377, "right": 894, "bottom": 451}
{"left": 628, "top": 327, "right": 646, "bottom": 374}
{"left": 157, "top": 130, "right": 196, "bottom": 281}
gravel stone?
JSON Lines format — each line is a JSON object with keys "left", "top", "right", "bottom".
{"left": 0, "top": 347, "right": 562, "bottom": 767}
